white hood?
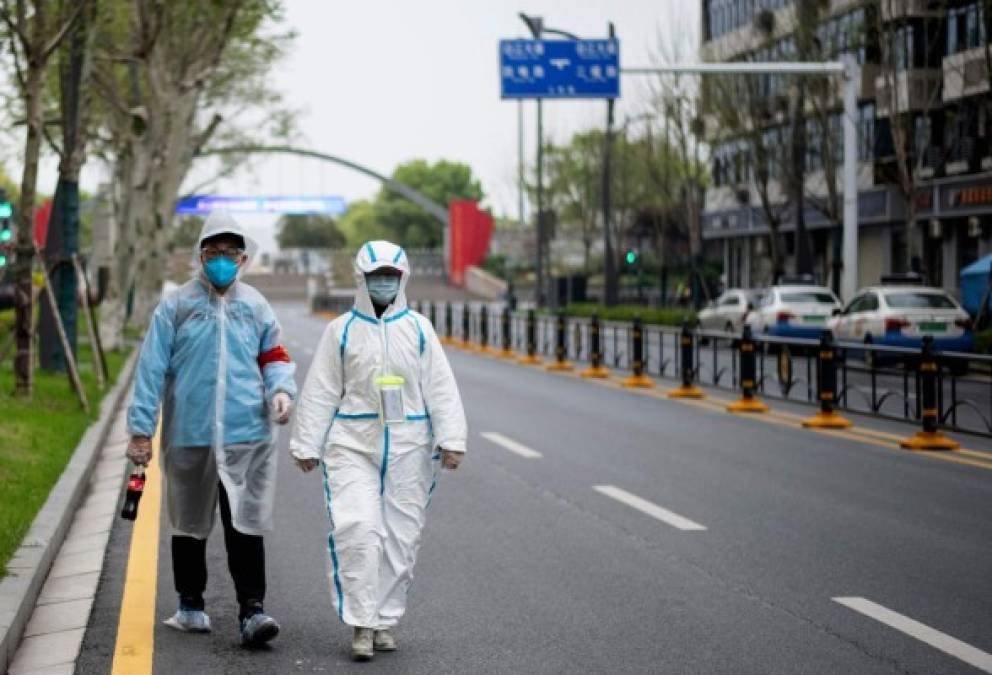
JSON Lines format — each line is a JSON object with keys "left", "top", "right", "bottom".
{"left": 193, "top": 210, "right": 259, "bottom": 273}
{"left": 352, "top": 240, "right": 410, "bottom": 317}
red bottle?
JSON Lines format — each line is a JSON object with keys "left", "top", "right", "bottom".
{"left": 120, "top": 471, "right": 145, "bottom": 521}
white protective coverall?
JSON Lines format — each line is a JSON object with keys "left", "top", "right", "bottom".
{"left": 128, "top": 212, "right": 297, "bottom": 538}
{"left": 289, "top": 240, "right": 467, "bottom": 629}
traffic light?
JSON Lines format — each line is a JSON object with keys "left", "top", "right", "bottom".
{"left": 625, "top": 248, "right": 638, "bottom": 266}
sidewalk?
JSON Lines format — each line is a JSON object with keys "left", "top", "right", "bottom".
{"left": 6, "top": 410, "right": 130, "bottom": 675}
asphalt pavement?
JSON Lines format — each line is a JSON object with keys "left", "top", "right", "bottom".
{"left": 75, "top": 301, "right": 992, "bottom": 674}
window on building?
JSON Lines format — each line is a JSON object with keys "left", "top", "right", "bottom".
{"left": 858, "top": 103, "right": 875, "bottom": 162}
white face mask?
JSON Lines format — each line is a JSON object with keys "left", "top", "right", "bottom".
{"left": 367, "top": 275, "right": 400, "bottom": 305}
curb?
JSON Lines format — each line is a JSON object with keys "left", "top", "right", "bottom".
{"left": 0, "top": 349, "right": 139, "bottom": 675}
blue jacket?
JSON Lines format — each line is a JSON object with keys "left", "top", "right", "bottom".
{"left": 127, "top": 277, "right": 297, "bottom": 447}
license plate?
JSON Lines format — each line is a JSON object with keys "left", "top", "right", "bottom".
{"left": 918, "top": 321, "right": 947, "bottom": 332}
{"left": 803, "top": 315, "right": 825, "bottom": 323}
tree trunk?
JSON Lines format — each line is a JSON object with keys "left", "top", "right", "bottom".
{"left": 13, "top": 67, "right": 44, "bottom": 395}
{"left": 39, "top": 180, "right": 81, "bottom": 371}
{"left": 39, "top": 0, "right": 94, "bottom": 371}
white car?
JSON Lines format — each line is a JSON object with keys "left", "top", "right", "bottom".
{"left": 746, "top": 285, "right": 841, "bottom": 338}
{"left": 828, "top": 285, "right": 974, "bottom": 352}
{"left": 697, "top": 289, "right": 756, "bottom": 333}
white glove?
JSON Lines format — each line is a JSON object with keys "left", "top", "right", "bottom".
{"left": 272, "top": 392, "right": 292, "bottom": 425}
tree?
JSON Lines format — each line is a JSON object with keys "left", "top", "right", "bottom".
{"left": 337, "top": 199, "right": 394, "bottom": 251}
{"left": 275, "top": 213, "right": 345, "bottom": 249}
{"left": 89, "top": 0, "right": 295, "bottom": 345}
{"left": 38, "top": 0, "right": 99, "bottom": 373}
{"left": 871, "top": 0, "right": 948, "bottom": 272}
{"left": 374, "top": 159, "right": 483, "bottom": 248}
{"left": 543, "top": 132, "right": 602, "bottom": 273}
{"left": 1, "top": 0, "right": 87, "bottom": 394}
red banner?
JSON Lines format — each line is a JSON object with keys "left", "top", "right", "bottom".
{"left": 448, "top": 200, "right": 493, "bottom": 287}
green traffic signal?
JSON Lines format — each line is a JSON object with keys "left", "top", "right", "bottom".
{"left": 625, "top": 250, "right": 637, "bottom": 265}
{"left": 0, "top": 228, "right": 11, "bottom": 243}
{"left": 0, "top": 254, "right": 7, "bottom": 267}
{"left": 0, "top": 202, "right": 12, "bottom": 219}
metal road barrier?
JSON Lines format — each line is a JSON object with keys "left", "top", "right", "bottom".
{"left": 426, "top": 301, "right": 992, "bottom": 440}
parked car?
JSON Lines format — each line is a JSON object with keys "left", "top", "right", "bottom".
{"left": 828, "top": 285, "right": 974, "bottom": 353}
{"left": 697, "top": 289, "right": 757, "bottom": 333}
{"left": 746, "top": 285, "right": 842, "bottom": 338}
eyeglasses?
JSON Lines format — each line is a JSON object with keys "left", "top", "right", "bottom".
{"left": 202, "top": 247, "right": 244, "bottom": 261}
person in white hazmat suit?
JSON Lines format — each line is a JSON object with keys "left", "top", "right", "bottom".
{"left": 125, "top": 211, "right": 297, "bottom": 647}
{"left": 289, "top": 240, "right": 467, "bottom": 661}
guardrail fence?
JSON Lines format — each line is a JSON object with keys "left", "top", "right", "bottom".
{"left": 408, "top": 300, "right": 992, "bottom": 444}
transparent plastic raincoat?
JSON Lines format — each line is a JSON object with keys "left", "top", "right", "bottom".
{"left": 289, "top": 240, "right": 467, "bottom": 628}
{"left": 127, "top": 212, "right": 297, "bottom": 537}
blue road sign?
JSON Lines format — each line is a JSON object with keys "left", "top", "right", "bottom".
{"left": 500, "top": 39, "right": 620, "bottom": 99}
{"left": 175, "top": 195, "right": 347, "bottom": 216}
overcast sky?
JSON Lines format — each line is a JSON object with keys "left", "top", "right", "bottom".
{"left": 43, "top": 1, "right": 700, "bottom": 254}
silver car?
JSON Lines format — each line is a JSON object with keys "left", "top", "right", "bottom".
{"left": 697, "top": 289, "right": 757, "bottom": 333}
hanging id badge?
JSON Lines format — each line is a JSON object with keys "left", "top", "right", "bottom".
{"left": 375, "top": 375, "right": 406, "bottom": 425}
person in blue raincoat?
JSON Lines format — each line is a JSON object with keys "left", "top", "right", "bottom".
{"left": 125, "top": 211, "right": 297, "bottom": 646}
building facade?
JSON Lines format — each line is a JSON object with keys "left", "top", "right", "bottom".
{"left": 700, "top": 0, "right": 992, "bottom": 299}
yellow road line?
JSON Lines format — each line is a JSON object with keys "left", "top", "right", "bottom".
{"left": 470, "top": 350, "right": 992, "bottom": 472}
{"left": 111, "top": 433, "right": 162, "bottom": 675}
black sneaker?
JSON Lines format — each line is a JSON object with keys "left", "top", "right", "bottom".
{"left": 240, "top": 612, "right": 280, "bottom": 646}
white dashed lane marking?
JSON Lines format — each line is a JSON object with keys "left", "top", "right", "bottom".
{"left": 593, "top": 485, "right": 707, "bottom": 531}
{"left": 480, "top": 432, "right": 543, "bottom": 459}
{"left": 833, "top": 597, "right": 992, "bottom": 673}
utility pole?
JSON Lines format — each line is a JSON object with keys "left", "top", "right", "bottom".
{"left": 536, "top": 98, "right": 545, "bottom": 306}
{"left": 518, "top": 100, "right": 525, "bottom": 232}
{"left": 602, "top": 22, "right": 618, "bottom": 306}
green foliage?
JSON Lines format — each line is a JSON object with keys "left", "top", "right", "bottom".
{"left": 482, "top": 253, "right": 509, "bottom": 279}
{"left": 375, "top": 159, "right": 483, "bottom": 248}
{"left": 559, "top": 302, "right": 696, "bottom": 327}
{"left": 0, "top": 345, "right": 130, "bottom": 577}
{"left": 275, "top": 213, "right": 345, "bottom": 249}
{"left": 337, "top": 200, "right": 393, "bottom": 251}
{"left": 975, "top": 329, "right": 992, "bottom": 354}
{"left": 337, "top": 159, "right": 485, "bottom": 252}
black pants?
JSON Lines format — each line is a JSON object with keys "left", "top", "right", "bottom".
{"left": 172, "top": 482, "right": 265, "bottom": 619}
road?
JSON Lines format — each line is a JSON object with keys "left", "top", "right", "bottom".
{"left": 76, "top": 301, "right": 992, "bottom": 674}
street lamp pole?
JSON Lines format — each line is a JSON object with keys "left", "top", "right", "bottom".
{"left": 519, "top": 13, "right": 580, "bottom": 308}
{"left": 603, "top": 21, "right": 618, "bottom": 306}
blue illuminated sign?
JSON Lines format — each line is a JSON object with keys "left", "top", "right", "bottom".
{"left": 500, "top": 39, "right": 620, "bottom": 99}
{"left": 175, "top": 195, "right": 347, "bottom": 216}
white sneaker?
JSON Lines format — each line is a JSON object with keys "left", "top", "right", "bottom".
{"left": 164, "top": 607, "right": 211, "bottom": 633}
{"left": 352, "top": 627, "right": 374, "bottom": 661}
{"left": 373, "top": 628, "right": 397, "bottom": 651}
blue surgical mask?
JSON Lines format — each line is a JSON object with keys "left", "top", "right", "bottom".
{"left": 204, "top": 257, "right": 239, "bottom": 288}
{"left": 367, "top": 276, "right": 400, "bottom": 305}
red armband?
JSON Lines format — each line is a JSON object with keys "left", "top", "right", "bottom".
{"left": 258, "top": 344, "right": 292, "bottom": 368}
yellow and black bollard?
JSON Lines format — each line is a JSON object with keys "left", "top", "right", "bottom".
{"left": 441, "top": 302, "right": 455, "bottom": 345}
{"left": 459, "top": 303, "right": 472, "bottom": 349}
{"left": 622, "top": 317, "right": 653, "bottom": 387}
{"left": 727, "top": 325, "right": 768, "bottom": 412}
{"left": 668, "top": 320, "right": 705, "bottom": 398}
{"left": 803, "top": 331, "right": 852, "bottom": 428}
{"left": 547, "top": 313, "right": 573, "bottom": 371}
{"left": 581, "top": 313, "right": 610, "bottom": 378}
{"left": 477, "top": 305, "right": 492, "bottom": 353}
{"left": 900, "top": 336, "right": 959, "bottom": 450}
{"left": 519, "top": 309, "right": 542, "bottom": 365}
{"left": 500, "top": 306, "right": 515, "bottom": 359}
